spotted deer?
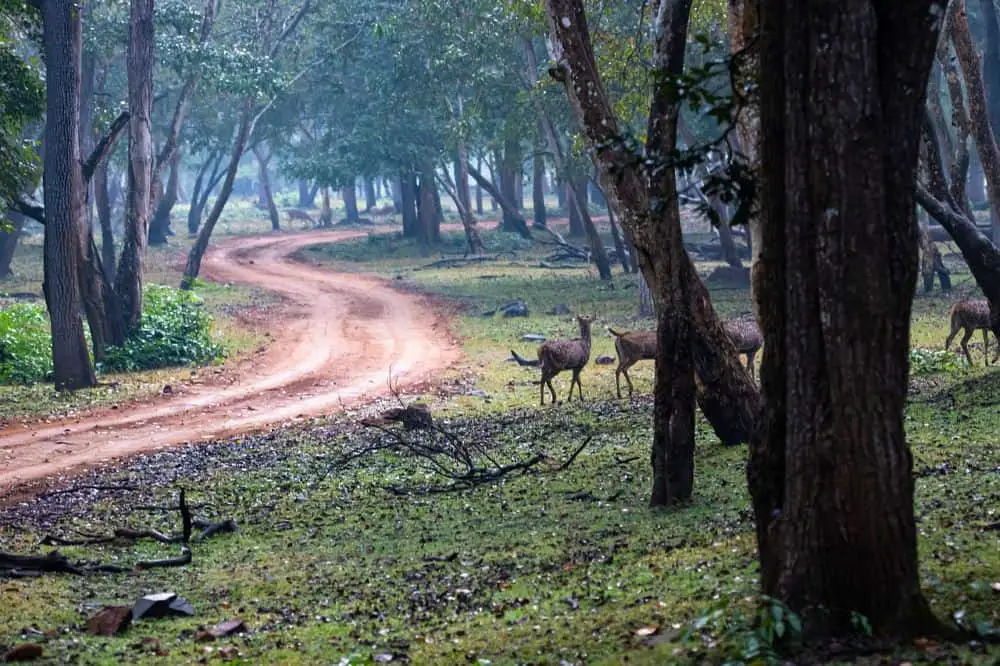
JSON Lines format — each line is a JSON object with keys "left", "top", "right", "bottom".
{"left": 608, "top": 327, "right": 656, "bottom": 398}
{"left": 723, "top": 314, "right": 763, "bottom": 381}
{"left": 512, "top": 316, "right": 594, "bottom": 405}
{"left": 945, "top": 299, "right": 998, "bottom": 366}
{"left": 608, "top": 314, "right": 762, "bottom": 398}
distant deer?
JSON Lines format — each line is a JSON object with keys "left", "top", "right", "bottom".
{"left": 945, "top": 299, "right": 998, "bottom": 366}
{"left": 284, "top": 208, "right": 317, "bottom": 228}
{"left": 607, "top": 314, "right": 763, "bottom": 398}
{"left": 722, "top": 314, "right": 763, "bottom": 381}
{"left": 608, "top": 327, "right": 655, "bottom": 398}
{"left": 511, "top": 315, "right": 594, "bottom": 405}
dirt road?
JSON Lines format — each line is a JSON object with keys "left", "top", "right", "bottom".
{"left": 0, "top": 229, "right": 460, "bottom": 495}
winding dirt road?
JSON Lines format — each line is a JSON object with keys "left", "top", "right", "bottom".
{"left": 0, "top": 229, "right": 460, "bottom": 496}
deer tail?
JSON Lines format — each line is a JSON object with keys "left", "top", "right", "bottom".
{"left": 607, "top": 326, "right": 628, "bottom": 338}
{"left": 510, "top": 350, "right": 540, "bottom": 367}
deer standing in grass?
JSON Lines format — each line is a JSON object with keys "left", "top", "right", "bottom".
{"left": 609, "top": 314, "right": 763, "bottom": 397}
{"left": 511, "top": 315, "right": 594, "bottom": 405}
{"left": 945, "top": 299, "right": 998, "bottom": 366}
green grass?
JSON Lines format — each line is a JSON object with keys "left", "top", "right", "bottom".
{"left": 0, "top": 227, "right": 997, "bottom": 664}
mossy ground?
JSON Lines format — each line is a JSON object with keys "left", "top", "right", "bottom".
{"left": 0, "top": 223, "right": 998, "bottom": 665}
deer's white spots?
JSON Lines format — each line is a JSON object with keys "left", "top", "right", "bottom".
{"left": 561, "top": 16, "right": 571, "bottom": 28}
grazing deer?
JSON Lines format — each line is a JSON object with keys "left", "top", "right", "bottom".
{"left": 284, "top": 208, "right": 317, "bottom": 228}
{"left": 512, "top": 316, "right": 594, "bottom": 405}
{"left": 723, "top": 314, "right": 762, "bottom": 381}
{"left": 608, "top": 327, "right": 656, "bottom": 398}
{"left": 945, "top": 299, "right": 998, "bottom": 366}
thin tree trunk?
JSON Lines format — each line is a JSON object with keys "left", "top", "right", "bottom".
{"left": 565, "top": 177, "right": 611, "bottom": 281}
{"left": 253, "top": 144, "right": 280, "bottom": 231}
{"left": 149, "top": 148, "right": 180, "bottom": 244}
{"left": 566, "top": 182, "right": 584, "bottom": 235}
{"left": 638, "top": 271, "right": 654, "bottom": 318}
{"left": 532, "top": 149, "right": 547, "bottom": 227}
{"left": 416, "top": 165, "right": 438, "bottom": 253}
{"left": 0, "top": 211, "right": 24, "bottom": 276}
{"left": 437, "top": 164, "right": 485, "bottom": 254}
{"left": 364, "top": 178, "right": 376, "bottom": 211}
{"left": 474, "top": 158, "right": 484, "bottom": 214}
{"left": 727, "top": 0, "right": 763, "bottom": 319}
{"left": 319, "top": 186, "right": 332, "bottom": 227}
{"left": 455, "top": 148, "right": 471, "bottom": 216}
{"left": 115, "top": 0, "right": 154, "bottom": 335}
{"left": 182, "top": 104, "right": 252, "bottom": 288}
{"left": 41, "top": 0, "right": 96, "bottom": 389}
{"left": 94, "top": 159, "right": 116, "bottom": 280}
{"left": 752, "top": 0, "right": 943, "bottom": 638}
{"left": 952, "top": 2, "right": 1000, "bottom": 237}
{"left": 297, "top": 179, "right": 311, "bottom": 207}
{"left": 467, "top": 164, "right": 533, "bottom": 239}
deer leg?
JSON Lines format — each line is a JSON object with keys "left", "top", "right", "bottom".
{"left": 615, "top": 366, "right": 623, "bottom": 399}
{"left": 945, "top": 324, "right": 959, "bottom": 351}
{"left": 961, "top": 328, "right": 974, "bottom": 365}
{"left": 572, "top": 368, "right": 584, "bottom": 402}
{"left": 543, "top": 374, "right": 557, "bottom": 405}
{"left": 540, "top": 372, "right": 548, "bottom": 406}
{"left": 623, "top": 365, "right": 635, "bottom": 397}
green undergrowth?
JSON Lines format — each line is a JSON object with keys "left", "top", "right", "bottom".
{"left": 0, "top": 377, "right": 998, "bottom": 664}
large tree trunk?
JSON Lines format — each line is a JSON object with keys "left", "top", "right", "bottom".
{"left": 547, "top": 0, "right": 758, "bottom": 454}
{"left": 253, "top": 143, "right": 280, "bottom": 231}
{"left": 149, "top": 148, "right": 180, "bottom": 244}
{"left": 41, "top": 0, "right": 96, "bottom": 390}
{"left": 751, "top": 0, "right": 942, "bottom": 638}
{"left": 115, "top": 0, "right": 154, "bottom": 336}
{"left": 399, "top": 173, "right": 418, "bottom": 237}
{"left": 182, "top": 105, "right": 252, "bottom": 288}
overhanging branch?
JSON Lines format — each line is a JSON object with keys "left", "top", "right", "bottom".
{"left": 82, "top": 111, "right": 130, "bottom": 183}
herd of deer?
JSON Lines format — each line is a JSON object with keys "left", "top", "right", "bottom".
{"left": 510, "top": 298, "right": 1000, "bottom": 406}
{"left": 511, "top": 313, "right": 762, "bottom": 405}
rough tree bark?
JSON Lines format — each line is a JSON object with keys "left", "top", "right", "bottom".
{"left": 253, "top": 143, "right": 281, "bottom": 231}
{"left": 41, "top": 0, "right": 96, "bottom": 389}
{"left": 499, "top": 140, "right": 522, "bottom": 233}
{"left": 546, "top": 0, "right": 759, "bottom": 470}
{"left": 750, "top": 0, "right": 943, "bottom": 638}
{"left": 115, "top": 0, "right": 154, "bottom": 335}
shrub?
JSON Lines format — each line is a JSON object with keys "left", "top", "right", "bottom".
{"left": 0, "top": 302, "right": 52, "bottom": 384}
{"left": 102, "top": 284, "right": 224, "bottom": 372}
{"left": 909, "top": 347, "right": 965, "bottom": 376}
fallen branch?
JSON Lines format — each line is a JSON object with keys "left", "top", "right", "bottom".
{"left": 0, "top": 551, "right": 84, "bottom": 577}
{"left": 417, "top": 253, "right": 515, "bottom": 270}
{"left": 136, "top": 547, "right": 192, "bottom": 570}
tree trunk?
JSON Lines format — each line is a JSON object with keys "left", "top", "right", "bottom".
{"left": 364, "top": 178, "right": 376, "bottom": 211}
{"left": 319, "top": 186, "right": 332, "bottom": 227}
{"left": 0, "top": 211, "right": 24, "bottom": 276}
{"left": 417, "top": 165, "right": 439, "bottom": 252}
{"left": 474, "top": 159, "right": 484, "bottom": 214}
{"left": 94, "top": 159, "right": 116, "bottom": 280}
{"left": 727, "top": 0, "right": 763, "bottom": 319}
{"left": 968, "top": 152, "right": 986, "bottom": 204}
{"left": 115, "top": 0, "right": 154, "bottom": 335}
{"left": 455, "top": 148, "right": 471, "bottom": 216}
{"left": 500, "top": 140, "right": 521, "bottom": 233}
{"left": 638, "top": 271, "right": 654, "bottom": 318}
{"left": 253, "top": 144, "right": 280, "bottom": 231}
{"left": 399, "top": 173, "right": 418, "bottom": 237}
{"left": 41, "top": 0, "right": 96, "bottom": 390}
{"left": 751, "top": 0, "right": 942, "bottom": 638}
{"left": 182, "top": 103, "right": 252, "bottom": 288}
{"left": 532, "top": 149, "right": 547, "bottom": 227}
{"left": 297, "top": 179, "right": 312, "bottom": 208}
{"left": 391, "top": 176, "right": 402, "bottom": 213}
{"left": 604, "top": 195, "right": 630, "bottom": 273}
{"left": 546, "top": 0, "right": 759, "bottom": 463}
{"left": 566, "top": 182, "right": 584, "bottom": 236}
{"left": 712, "top": 198, "right": 744, "bottom": 269}
{"left": 467, "top": 164, "right": 533, "bottom": 239}
{"left": 952, "top": 3, "right": 1000, "bottom": 237}
{"left": 438, "top": 163, "right": 485, "bottom": 254}
{"left": 149, "top": 148, "right": 180, "bottom": 244}
{"left": 566, "top": 177, "right": 612, "bottom": 281}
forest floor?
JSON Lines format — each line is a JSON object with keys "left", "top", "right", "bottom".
{"left": 0, "top": 218, "right": 998, "bottom": 665}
